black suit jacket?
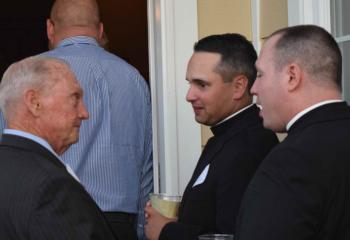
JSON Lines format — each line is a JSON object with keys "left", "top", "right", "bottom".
{"left": 0, "top": 134, "right": 116, "bottom": 240}
{"left": 160, "top": 105, "right": 279, "bottom": 240}
{"left": 236, "top": 102, "right": 350, "bottom": 240}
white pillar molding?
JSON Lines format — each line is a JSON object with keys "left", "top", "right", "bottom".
{"left": 147, "top": 0, "right": 201, "bottom": 195}
{"left": 288, "top": 0, "right": 331, "bottom": 32}
{"left": 251, "top": 0, "right": 261, "bottom": 53}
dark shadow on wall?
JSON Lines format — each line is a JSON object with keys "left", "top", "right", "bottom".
{"left": 0, "top": 1, "right": 54, "bottom": 78}
{"left": 0, "top": 0, "right": 149, "bottom": 83}
{"left": 98, "top": 0, "right": 149, "bottom": 82}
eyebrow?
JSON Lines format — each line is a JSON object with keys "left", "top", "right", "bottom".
{"left": 188, "top": 77, "right": 208, "bottom": 83}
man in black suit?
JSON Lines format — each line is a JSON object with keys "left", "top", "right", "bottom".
{"left": 145, "top": 34, "right": 279, "bottom": 240}
{"left": 236, "top": 25, "right": 350, "bottom": 240}
{"left": 0, "top": 56, "right": 116, "bottom": 239}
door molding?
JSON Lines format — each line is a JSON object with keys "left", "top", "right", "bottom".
{"left": 288, "top": 0, "right": 331, "bottom": 31}
{"left": 147, "top": 0, "right": 201, "bottom": 194}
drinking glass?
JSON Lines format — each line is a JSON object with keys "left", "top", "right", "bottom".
{"left": 198, "top": 234, "right": 234, "bottom": 240}
{"left": 149, "top": 193, "right": 181, "bottom": 218}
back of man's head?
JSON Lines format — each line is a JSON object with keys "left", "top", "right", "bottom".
{"left": 194, "top": 33, "right": 257, "bottom": 90}
{"left": 271, "top": 25, "right": 342, "bottom": 91}
{"left": 50, "top": 0, "right": 100, "bottom": 30}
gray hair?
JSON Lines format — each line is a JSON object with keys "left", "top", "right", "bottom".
{"left": 0, "top": 56, "right": 70, "bottom": 118}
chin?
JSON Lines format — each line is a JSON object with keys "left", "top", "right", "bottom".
{"left": 69, "top": 134, "right": 79, "bottom": 144}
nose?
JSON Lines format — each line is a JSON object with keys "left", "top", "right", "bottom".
{"left": 79, "top": 102, "right": 89, "bottom": 120}
{"left": 186, "top": 85, "right": 196, "bottom": 103}
{"left": 250, "top": 80, "right": 258, "bottom": 96}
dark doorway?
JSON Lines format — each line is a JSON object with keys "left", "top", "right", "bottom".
{"left": 0, "top": 0, "right": 149, "bottom": 82}
{"left": 99, "top": 0, "right": 149, "bottom": 81}
{"left": 0, "top": 1, "right": 54, "bottom": 77}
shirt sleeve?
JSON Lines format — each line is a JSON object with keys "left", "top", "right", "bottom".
{"left": 29, "top": 173, "right": 116, "bottom": 240}
{"left": 136, "top": 73, "right": 154, "bottom": 240}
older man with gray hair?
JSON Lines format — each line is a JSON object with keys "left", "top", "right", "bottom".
{"left": 0, "top": 56, "right": 116, "bottom": 240}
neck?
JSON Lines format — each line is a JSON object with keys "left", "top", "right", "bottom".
{"left": 52, "top": 27, "right": 100, "bottom": 48}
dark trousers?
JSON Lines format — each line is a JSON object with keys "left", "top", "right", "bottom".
{"left": 104, "top": 212, "right": 137, "bottom": 240}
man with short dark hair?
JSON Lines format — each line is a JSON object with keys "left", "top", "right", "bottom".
{"left": 145, "top": 33, "right": 278, "bottom": 240}
{"left": 236, "top": 25, "right": 350, "bottom": 240}
{"left": 0, "top": 56, "right": 116, "bottom": 239}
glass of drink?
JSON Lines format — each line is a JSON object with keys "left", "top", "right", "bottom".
{"left": 149, "top": 193, "right": 181, "bottom": 218}
{"left": 198, "top": 234, "right": 234, "bottom": 240}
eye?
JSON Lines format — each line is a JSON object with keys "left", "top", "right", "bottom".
{"left": 256, "top": 72, "right": 263, "bottom": 78}
{"left": 71, "top": 93, "right": 81, "bottom": 106}
{"left": 193, "top": 79, "right": 208, "bottom": 88}
{"left": 197, "top": 82, "right": 206, "bottom": 88}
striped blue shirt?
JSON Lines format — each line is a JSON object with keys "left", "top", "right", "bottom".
{"left": 40, "top": 36, "right": 153, "bottom": 238}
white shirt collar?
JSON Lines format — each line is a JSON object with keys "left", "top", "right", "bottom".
{"left": 215, "top": 103, "right": 254, "bottom": 126}
{"left": 286, "top": 100, "right": 343, "bottom": 131}
{"left": 3, "top": 129, "right": 80, "bottom": 182}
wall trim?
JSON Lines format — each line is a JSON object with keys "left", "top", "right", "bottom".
{"left": 288, "top": 0, "right": 331, "bottom": 31}
{"left": 147, "top": 0, "right": 201, "bottom": 194}
{"left": 251, "top": 0, "right": 261, "bottom": 52}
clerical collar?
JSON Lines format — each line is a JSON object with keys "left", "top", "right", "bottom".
{"left": 286, "top": 99, "right": 343, "bottom": 131}
{"left": 211, "top": 104, "right": 255, "bottom": 136}
{"left": 215, "top": 103, "right": 254, "bottom": 126}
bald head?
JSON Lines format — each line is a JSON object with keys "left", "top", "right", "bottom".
{"left": 51, "top": 0, "right": 100, "bottom": 29}
{"left": 47, "top": 0, "right": 103, "bottom": 48}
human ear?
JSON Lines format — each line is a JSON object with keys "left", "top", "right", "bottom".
{"left": 232, "top": 75, "right": 248, "bottom": 99}
{"left": 46, "top": 19, "right": 55, "bottom": 42}
{"left": 286, "top": 63, "right": 302, "bottom": 92}
{"left": 98, "top": 23, "right": 104, "bottom": 42}
{"left": 24, "top": 89, "right": 42, "bottom": 117}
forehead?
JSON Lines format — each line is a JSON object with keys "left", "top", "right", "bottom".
{"left": 256, "top": 35, "right": 280, "bottom": 67}
{"left": 52, "top": 66, "right": 81, "bottom": 90}
{"left": 188, "top": 52, "right": 221, "bottom": 71}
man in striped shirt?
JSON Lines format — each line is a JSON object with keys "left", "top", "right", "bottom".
{"left": 41, "top": 0, "right": 153, "bottom": 239}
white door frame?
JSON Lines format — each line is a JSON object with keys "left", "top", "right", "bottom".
{"left": 288, "top": 0, "right": 331, "bottom": 30}
{"left": 147, "top": 0, "right": 201, "bottom": 194}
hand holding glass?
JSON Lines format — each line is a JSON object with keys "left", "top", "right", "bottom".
{"left": 149, "top": 193, "right": 181, "bottom": 218}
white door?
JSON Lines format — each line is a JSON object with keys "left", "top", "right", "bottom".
{"left": 331, "top": 0, "right": 350, "bottom": 102}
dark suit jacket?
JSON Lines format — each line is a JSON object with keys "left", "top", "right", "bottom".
{"left": 236, "top": 102, "right": 350, "bottom": 240}
{"left": 160, "top": 105, "right": 279, "bottom": 240}
{"left": 0, "top": 134, "right": 116, "bottom": 240}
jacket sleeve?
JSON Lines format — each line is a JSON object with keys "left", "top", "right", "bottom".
{"left": 28, "top": 173, "right": 116, "bottom": 240}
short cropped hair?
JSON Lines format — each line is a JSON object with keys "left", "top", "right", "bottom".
{"left": 0, "top": 56, "right": 70, "bottom": 118}
{"left": 194, "top": 33, "right": 257, "bottom": 90}
{"left": 271, "top": 25, "right": 342, "bottom": 90}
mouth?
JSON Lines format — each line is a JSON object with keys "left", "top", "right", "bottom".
{"left": 192, "top": 105, "right": 203, "bottom": 115}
